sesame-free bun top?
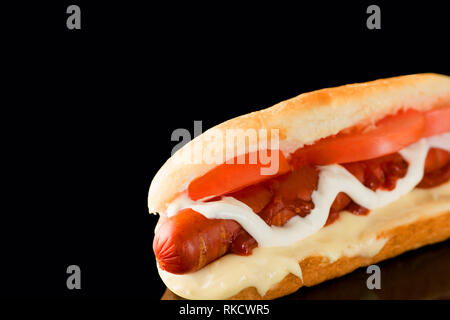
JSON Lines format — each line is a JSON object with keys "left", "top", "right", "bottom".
{"left": 148, "top": 73, "right": 450, "bottom": 214}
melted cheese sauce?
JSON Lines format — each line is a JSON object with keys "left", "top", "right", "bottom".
{"left": 159, "top": 181, "right": 450, "bottom": 299}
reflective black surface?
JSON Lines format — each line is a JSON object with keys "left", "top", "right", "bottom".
{"left": 2, "top": 1, "right": 449, "bottom": 298}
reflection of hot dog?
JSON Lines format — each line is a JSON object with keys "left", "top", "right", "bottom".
{"left": 148, "top": 74, "right": 450, "bottom": 300}
{"left": 154, "top": 148, "right": 450, "bottom": 274}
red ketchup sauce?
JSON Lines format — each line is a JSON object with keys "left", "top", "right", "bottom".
{"left": 228, "top": 148, "right": 450, "bottom": 256}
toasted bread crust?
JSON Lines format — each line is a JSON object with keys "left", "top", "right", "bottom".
{"left": 149, "top": 73, "right": 450, "bottom": 213}
{"left": 161, "top": 209, "right": 450, "bottom": 300}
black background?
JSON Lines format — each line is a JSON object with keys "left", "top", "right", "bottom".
{"left": 1, "top": 0, "right": 449, "bottom": 302}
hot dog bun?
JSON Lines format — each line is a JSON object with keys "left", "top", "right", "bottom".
{"left": 149, "top": 73, "right": 450, "bottom": 214}
{"left": 149, "top": 73, "right": 450, "bottom": 300}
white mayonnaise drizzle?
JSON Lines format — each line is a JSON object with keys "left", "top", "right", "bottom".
{"left": 166, "top": 133, "right": 450, "bottom": 248}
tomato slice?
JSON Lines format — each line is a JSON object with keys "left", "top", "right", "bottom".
{"left": 186, "top": 107, "right": 448, "bottom": 201}
{"left": 423, "top": 107, "right": 450, "bottom": 137}
{"left": 290, "top": 110, "right": 425, "bottom": 167}
{"left": 188, "top": 150, "right": 290, "bottom": 201}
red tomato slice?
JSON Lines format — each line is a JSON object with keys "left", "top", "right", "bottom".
{"left": 423, "top": 107, "right": 450, "bottom": 137}
{"left": 186, "top": 107, "right": 449, "bottom": 201}
{"left": 188, "top": 150, "right": 290, "bottom": 201}
{"left": 290, "top": 110, "right": 425, "bottom": 167}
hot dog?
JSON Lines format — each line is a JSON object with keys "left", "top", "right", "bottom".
{"left": 153, "top": 208, "right": 242, "bottom": 274}
{"left": 148, "top": 73, "right": 450, "bottom": 300}
{"left": 154, "top": 148, "right": 450, "bottom": 274}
